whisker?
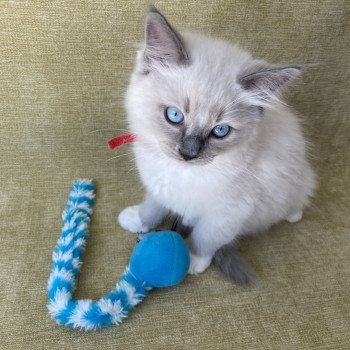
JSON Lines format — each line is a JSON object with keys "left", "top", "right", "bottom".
{"left": 106, "top": 152, "right": 134, "bottom": 162}
{"left": 89, "top": 128, "right": 130, "bottom": 134}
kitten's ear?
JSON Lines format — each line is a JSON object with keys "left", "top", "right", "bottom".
{"left": 142, "top": 6, "right": 189, "bottom": 72}
{"left": 239, "top": 65, "right": 302, "bottom": 103}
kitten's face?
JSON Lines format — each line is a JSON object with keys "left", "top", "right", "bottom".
{"left": 126, "top": 8, "right": 300, "bottom": 165}
{"left": 128, "top": 63, "right": 261, "bottom": 164}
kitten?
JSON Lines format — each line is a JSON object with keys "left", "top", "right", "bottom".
{"left": 118, "top": 7, "right": 316, "bottom": 283}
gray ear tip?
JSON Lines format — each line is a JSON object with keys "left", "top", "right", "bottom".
{"left": 148, "top": 5, "right": 159, "bottom": 14}
{"left": 283, "top": 66, "right": 304, "bottom": 81}
{"left": 146, "top": 5, "right": 165, "bottom": 24}
{"left": 287, "top": 65, "right": 303, "bottom": 74}
{"left": 147, "top": 5, "right": 163, "bottom": 19}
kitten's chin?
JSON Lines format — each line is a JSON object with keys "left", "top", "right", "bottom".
{"left": 166, "top": 151, "right": 215, "bottom": 166}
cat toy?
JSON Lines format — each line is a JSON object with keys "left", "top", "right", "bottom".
{"left": 47, "top": 167, "right": 189, "bottom": 329}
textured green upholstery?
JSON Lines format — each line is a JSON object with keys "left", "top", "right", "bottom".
{"left": 1, "top": 1, "right": 349, "bottom": 349}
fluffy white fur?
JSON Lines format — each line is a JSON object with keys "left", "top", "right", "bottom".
{"left": 118, "top": 10, "right": 316, "bottom": 275}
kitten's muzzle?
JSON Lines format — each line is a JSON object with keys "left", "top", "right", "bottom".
{"left": 179, "top": 135, "right": 205, "bottom": 161}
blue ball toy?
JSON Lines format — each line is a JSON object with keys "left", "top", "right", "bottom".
{"left": 130, "top": 230, "right": 190, "bottom": 288}
{"left": 47, "top": 180, "right": 190, "bottom": 330}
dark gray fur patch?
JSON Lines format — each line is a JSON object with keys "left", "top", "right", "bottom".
{"left": 172, "top": 216, "right": 191, "bottom": 237}
{"left": 179, "top": 134, "right": 206, "bottom": 160}
{"left": 213, "top": 244, "right": 256, "bottom": 285}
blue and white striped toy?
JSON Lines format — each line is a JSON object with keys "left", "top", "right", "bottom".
{"left": 47, "top": 179, "right": 190, "bottom": 330}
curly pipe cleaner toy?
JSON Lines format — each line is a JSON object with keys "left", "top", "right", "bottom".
{"left": 47, "top": 179, "right": 190, "bottom": 330}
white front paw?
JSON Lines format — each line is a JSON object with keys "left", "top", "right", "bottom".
{"left": 188, "top": 252, "right": 212, "bottom": 275}
{"left": 118, "top": 206, "right": 149, "bottom": 233}
{"left": 286, "top": 211, "right": 303, "bottom": 223}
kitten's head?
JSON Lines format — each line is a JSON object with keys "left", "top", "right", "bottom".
{"left": 126, "top": 7, "right": 301, "bottom": 164}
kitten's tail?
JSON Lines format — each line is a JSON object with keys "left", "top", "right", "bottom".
{"left": 213, "top": 244, "right": 256, "bottom": 285}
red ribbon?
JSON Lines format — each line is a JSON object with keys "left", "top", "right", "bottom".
{"left": 107, "top": 133, "right": 136, "bottom": 149}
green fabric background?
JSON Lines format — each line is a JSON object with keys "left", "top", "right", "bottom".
{"left": 1, "top": 1, "right": 349, "bottom": 349}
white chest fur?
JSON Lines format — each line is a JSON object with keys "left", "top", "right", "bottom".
{"left": 134, "top": 146, "right": 235, "bottom": 222}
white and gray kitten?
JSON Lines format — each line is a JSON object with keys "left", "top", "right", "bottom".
{"left": 118, "top": 8, "right": 316, "bottom": 283}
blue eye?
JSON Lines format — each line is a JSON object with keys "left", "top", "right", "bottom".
{"left": 165, "top": 107, "right": 184, "bottom": 124}
{"left": 211, "top": 124, "right": 231, "bottom": 138}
